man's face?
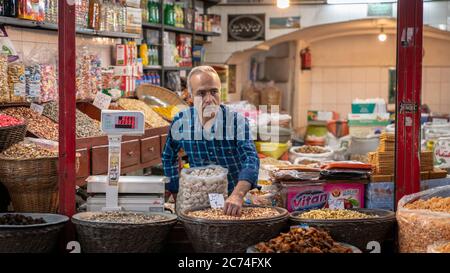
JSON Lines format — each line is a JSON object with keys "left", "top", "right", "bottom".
{"left": 190, "top": 71, "right": 221, "bottom": 120}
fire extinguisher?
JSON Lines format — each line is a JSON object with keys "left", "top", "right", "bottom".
{"left": 300, "top": 47, "right": 312, "bottom": 70}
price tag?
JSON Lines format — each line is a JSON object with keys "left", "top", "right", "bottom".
{"left": 180, "top": 70, "right": 187, "bottom": 78}
{"left": 93, "top": 92, "right": 112, "bottom": 110}
{"left": 30, "top": 103, "right": 44, "bottom": 115}
{"left": 329, "top": 199, "right": 345, "bottom": 210}
{"left": 208, "top": 193, "right": 225, "bottom": 209}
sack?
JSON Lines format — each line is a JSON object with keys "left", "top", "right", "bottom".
{"left": 176, "top": 165, "right": 228, "bottom": 214}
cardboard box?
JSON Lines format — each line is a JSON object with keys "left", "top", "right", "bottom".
{"left": 115, "top": 45, "right": 128, "bottom": 66}
{"left": 116, "top": 76, "right": 136, "bottom": 95}
{"left": 307, "top": 110, "right": 339, "bottom": 122}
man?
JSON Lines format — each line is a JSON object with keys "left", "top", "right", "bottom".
{"left": 162, "top": 66, "right": 259, "bottom": 217}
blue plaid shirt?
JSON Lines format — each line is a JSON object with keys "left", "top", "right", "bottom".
{"left": 162, "top": 105, "right": 260, "bottom": 193}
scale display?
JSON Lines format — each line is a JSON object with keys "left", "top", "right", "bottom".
{"left": 101, "top": 110, "right": 145, "bottom": 135}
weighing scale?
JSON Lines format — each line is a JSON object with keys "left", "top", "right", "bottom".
{"left": 86, "top": 110, "right": 165, "bottom": 212}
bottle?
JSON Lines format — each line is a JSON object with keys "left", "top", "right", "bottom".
{"left": 141, "top": 0, "right": 148, "bottom": 23}
{"left": 4, "top": 0, "right": 17, "bottom": 17}
{"left": 147, "top": 0, "right": 154, "bottom": 23}
{"left": 155, "top": 73, "right": 160, "bottom": 86}
{"left": 140, "top": 43, "right": 149, "bottom": 66}
{"left": 164, "top": 0, "right": 174, "bottom": 26}
{"left": 88, "top": 0, "right": 102, "bottom": 31}
{"left": 154, "top": 0, "right": 160, "bottom": 23}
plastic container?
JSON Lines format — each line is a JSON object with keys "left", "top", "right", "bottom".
{"left": 255, "top": 142, "right": 290, "bottom": 159}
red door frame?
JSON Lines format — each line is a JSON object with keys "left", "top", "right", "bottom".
{"left": 395, "top": 0, "right": 423, "bottom": 206}
{"left": 58, "top": 0, "right": 76, "bottom": 222}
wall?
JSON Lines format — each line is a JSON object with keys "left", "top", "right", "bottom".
{"left": 4, "top": 26, "right": 117, "bottom": 66}
{"left": 206, "top": 1, "right": 450, "bottom": 64}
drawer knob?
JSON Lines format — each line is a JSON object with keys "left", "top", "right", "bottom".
{"left": 127, "top": 151, "right": 134, "bottom": 156}
{"left": 148, "top": 147, "right": 155, "bottom": 152}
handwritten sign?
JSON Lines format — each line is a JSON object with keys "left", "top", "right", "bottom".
{"left": 93, "top": 92, "right": 112, "bottom": 110}
{"left": 228, "top": 14, "right": 265, "bottom": 42}
{"left": 30, "top": 103, "right": 44, "bottom": 115}
{"left": 208, "top": 193, "right": 225, "bottom": 209}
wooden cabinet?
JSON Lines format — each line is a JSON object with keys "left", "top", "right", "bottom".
{"left": 76, "top": 148, "right": 90, "bottom": 179}
{"left": 141, "top": 136, "right": 161, "bottom": 163}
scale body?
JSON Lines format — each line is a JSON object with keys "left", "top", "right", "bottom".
{"left": 85, "top": 110, "right": 165, "bottom": 212}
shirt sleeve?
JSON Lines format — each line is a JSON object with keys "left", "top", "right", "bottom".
{"left": 235, "top": 114, "right": 260, "bottom": 190}
{"left": 162, "top": 115, "right": 182, "bottom": 193}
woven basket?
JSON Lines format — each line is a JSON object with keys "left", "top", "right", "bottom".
{"left": 179, "top": 205, "right": 289, "bottom": 253}
{"left": 0, "top": 123, "right": 27, "bottom": 153}
{"left": 0, "top": 157, "right": 58, "bottom": 213}
{"left": 72, "top": 212, "right": 178, "bottom": 253}
{"left": 289, "top": 208, "right": 397, "bottom": 253}
{"left": 0, "top": 213, "right": 68, "bottom": 253}
{"left": 136, "top": 84, "right": 189, "bottom": 109}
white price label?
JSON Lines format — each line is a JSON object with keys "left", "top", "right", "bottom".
{"left": 208, "top": 193, "right": 225, "bottom": 209}
{"left": 180, "top": 70, "right": 187, "bottom": 78}
{"left": 93, "top": 92, "right": 112, "bottom": 110}
{"left": 30, "top": 103, "right": 44, "bottom": 115}
{"left": 329, "top": 199, "right": 345, "bottom": 210}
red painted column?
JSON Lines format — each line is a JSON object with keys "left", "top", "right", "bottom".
{"left": 395, "top": 0, "right": 423, "bottom": 206}
{"left": 58, "top": 0, "right": 76, "bottom": 218}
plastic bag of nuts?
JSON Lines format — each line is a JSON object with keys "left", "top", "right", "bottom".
{"left": 176, "top": 165, "right": 229, "bottom": 214}
{"left": 397, "top": 185, "right": 450, "bottom": 253}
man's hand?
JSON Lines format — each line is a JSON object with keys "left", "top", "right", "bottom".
{"left": 223, "top": 181, "right": 251, "bottom": 217}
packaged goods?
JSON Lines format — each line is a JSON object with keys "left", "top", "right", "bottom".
{"left": 0, "top": 214, "right": 46, "bottom": 225}
{"left": 255, "top": 227, "right": 353, "bottom": 253}
{"left": 271, "top": 170, "right": 320, "bottom": 182}
{"left": 319, "top": 169, "right": 370, "bottom": 180}
{"left": 176, "top": 166, "right": 228, "bottom": 214}
{"left": 298, "top": 208, "right": 377, "bottom": 220}
{"left": 244, "top": 189, "right": 282, "bottom": 207}
{"left": 83, "top": 212, "right": 168, "bottom": 223}
{"left": 18, "top": 0, "right": 44, "bottom": 21}
{"left": 0, "top": 141, "right": 58, "bottom": 159}
{"left": 7, "top": 62, "right": 26, "bottom": 102}
{"left": 0, "top": 54, "right": 9, "bottom": 103}
{"left": 1, "top": 107, "right": 59, "bottom": 141}
{"left": 186, "top": 207, "right": 280, "bottom": 220}
{"left": 397, "top": 186, "right": 450, "bottom": 253}
{"left": 125, "top": 7, "right": 142, "bottom": 34}
{"left": 76, "top": 47, "right": 102, "bottom": 100}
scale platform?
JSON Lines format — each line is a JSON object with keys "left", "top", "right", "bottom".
{"left": 87, "top": 176, "right": 166, "bottom": 194}
{"left": 87, "top": 195, "right": 165, "bottom": 212}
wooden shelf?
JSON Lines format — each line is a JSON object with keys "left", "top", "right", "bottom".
{"left": 142, "top": 22, "right": 163, "bottom": 29}
{"left": 195, "top": 31, "right": 221, "bottom": 37}
{"left": 163, "top": 25, "right": 194, "bottom": 34}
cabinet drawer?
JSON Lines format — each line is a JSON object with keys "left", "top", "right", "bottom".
{"left": 76, "top": 148, "right": 89, "bottom": 178}
{"left": 91, "top": 140, "right": 141, "bottom": 175}
{"left": 141, "top": 136, "right": 160, "bottom": 163}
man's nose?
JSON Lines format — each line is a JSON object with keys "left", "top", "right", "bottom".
{"left": 203, "top": 92, "right": 214, "bottom": 103}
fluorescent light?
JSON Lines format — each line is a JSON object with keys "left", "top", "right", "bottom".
{"left": 277, "top": 0, "right": 290, "bottom": 9}
{"left": 328, "top": 0, "right": 396, "bottom": 4}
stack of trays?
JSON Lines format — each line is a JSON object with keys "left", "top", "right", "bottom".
{"left": 379, "top": 133, "right": 395, "bottom": 152}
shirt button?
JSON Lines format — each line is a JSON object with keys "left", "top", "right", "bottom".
{"left": 209, "top": 152, "right": 213, "bottom": 155}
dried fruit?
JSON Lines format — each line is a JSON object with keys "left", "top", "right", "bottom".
{"left": 0, "top": 214, "right": 46, "bottom": 225}
{"left": 0, "top": 141, "right": 57, "bottom": 159}
{"left": 404, "top": 197, "right": 450, "bottom": 213}
{"left": 255, "top": 227, "right": 353, "bottom": 253}
{"left": 299, "top": 209, "right": 378, "bottom": 220}
{"left": 186, "top": 207, "right": 280, "bottom": 220}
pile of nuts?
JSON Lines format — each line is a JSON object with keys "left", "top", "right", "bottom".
{"left": 404, "top": 197, "right": 450, "bottom": 213}
{"left": 177, "top": 166, "right": 229, "bottom": 213}
{"left": 398, "top": 197, "right": 450, "bottom": 253}
{"left": 1, "top": 107, "right": 58, "bottom": 141}
{"left": 84, "top": 212, "right": 168, "bottom": 224}
{"left": 0, "top": 114, "right": 24, "bottom": 128}
{"left": 255, "top": 227, "right": 353, "bottom": 253}
{"left": 42, "top": 102, "right": 103, "bottom": 138}
{"left": 118, "top": 98, "right": 169, "bottom": 128}
{"left": 299, "top": 209, "right": 378, "bottom": 220}
{"left": 186, "top": 207, "right": 280, "bottom": 220}
{"left": 0, "top": 141, "right": 58, "bottom": 159}
{"left": 296, "top": 145, "right": 330, "bottom": 154}
{"left": 0, "top": 214, "right": 46, "bottom": 225}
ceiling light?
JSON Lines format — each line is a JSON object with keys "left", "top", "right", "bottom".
{"left": 277, "top": 0, "right": 290, "bottom": 9}
{"left": 378, "top": 28, "right": 387, "bottom": 42}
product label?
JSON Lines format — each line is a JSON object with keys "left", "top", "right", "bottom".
{"left": 28, "top": 84, "right": 41, "bottom": 98}
{"left": 434, "top": 138, "right": 450, "bottom": 168}
{"left": 208, "top": 193, "right": 225, "bottom": 209}
{"left": 93, "top": 92, "right": 112, "bottom": 110}
{"left": 289, "top": 189, "right": 328, "bottom": 212}
{"left": 14, "top": 83, "right": 26, "bottom": 97}
{"left": 30, "top": 103, "right": 44, "bottom": 115}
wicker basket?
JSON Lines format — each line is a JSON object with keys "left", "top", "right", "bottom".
{"left": 0, "top": 157, "right": 58, "bottom": 213}
{"left": 0, "top": 123, "right": 27, "bottom": 153}
{"left": 0, "top": 213, "right": 68, "bottom": 253}
{"left": 72, "top": 212, "right": 178, "bottom": 253}
{"left": 289, "top": 208, "right": 397, "bottom": 253}
{"left": 179, "top": 205, "right": 289, "bottom": 253}
{"left": 136, "top": 84, "right": 189, "bottom": 109}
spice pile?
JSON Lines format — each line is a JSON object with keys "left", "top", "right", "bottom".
{"left": 404, "top": 197, "right": 450, "bottom": 213}
{"left": 84, "top": 212, "right": 168, "bottom": 224}
{"left": 186, "top": 207, "right": 280, "bottom": 220}
{"left": 118, "top": 98, "right": 169, "bottom": 128}
{"left": 298, "top": 209, "right": 378, "bottom": 220}
{"left": 1, "top": 107, "right": 58, "bottom": 141}
{"left": 295, "top": 145, "right": 330, "bottom": 154}
{"left": 42, "top": 102, "right": 103, "bottom": 138}
{"left": 0, "top": 214, "right": 46, "bottom": 225}
{"left": 0, "top": 141, "right": 58, "bottom": 159}
{"left": 255, "top": 227, "right": 353, "bottom": 253}
{"left": 0, "top": 114, "right": 24, "bottom": 128}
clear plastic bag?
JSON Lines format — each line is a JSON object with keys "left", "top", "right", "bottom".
{"left": 397, "top": 185, "right": 450, "bottom": 253}
{"left": 427, "top": 241, "right": 450, "bottom": 253}
{"left": 176, "top": 165, "right": 228, "bottom": 214}
{"left": 0, "top": 54, "right": 9, "bottom": 103}
{"left": 76, "top": 46, "right": 102, "bottom": 100}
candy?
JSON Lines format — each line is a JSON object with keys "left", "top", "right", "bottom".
{"left": 0, "top": 114, "right": 24, "bottom": 128}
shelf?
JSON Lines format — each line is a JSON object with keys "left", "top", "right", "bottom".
{"left": 0, "top": 16, "right": 141, "bottom": 39}
{"left": 163, "top": 25, "right": 194, "bottom": 35}
{"left": 142, "top": 22, "right": 163, "bottom": 29}
{"left": 164, "top": 67, "right": 193, "bottom": 71}
{"left": 143, "top": 65, "right": 163, "bottom": 70}
{"left": 195, "top": 31, "right": 221, "bottom": 37}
